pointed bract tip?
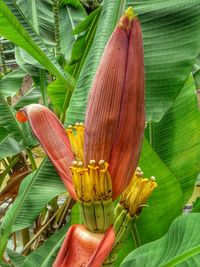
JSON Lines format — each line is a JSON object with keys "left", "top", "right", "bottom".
{"left": 118, "top": 6, "right": 136, "bottom": 32}
{"left": 16, "top": 110, "right": 28, "bottom": 123}
{"left": 124, "top": 7, "right": 135, "bottom": 20}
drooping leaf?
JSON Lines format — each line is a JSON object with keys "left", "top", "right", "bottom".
{"left": 121, "top": 213, "right": 200, "bottom": 267}
{"left": 72, "top": 6, "right": 101, "bottom": 35}
{"left": 0, "top": 92, "right": 35, "bottom": 148}
{"left": 7, "top": 249, "right": 25, "bottom": 267}
{"left": 65, "top": 6, "right": 101, "bottom": 80}
{"left": 0, "top": 158, "right": 65, "bottom": 258}
{"left": 14, "top": 87, "right": 41, "bottom": 110}
{"left": 22, "top": 223, "right": 69, "bottom": 267}
{"left": 136, "top": 75, "right": 200, "bottom": 243}
{"left": 0, "top": 68, "right": 26, "bottom": 97}
{"left": 59, "top": 4, "right": 87, "bottom": 60}
{"left": 16, "top": 0, "right": 55, "bottom": 45}
{"left": 1, "top": 158, "right": 65, "bottom": 234}
{"left": 147, "top": 75, "right": 200, "bottom": 203}
{"left": 0, "top": 128, "right": 23, "bottom": 159}
{"left": 14, "top": 46, "right": 40, "bottom": 76}
{"left": 47, "top": 78, "right": 74, "bottom": 117}
{"left": 66, "top": 0, "right": 200, "bottom": 124}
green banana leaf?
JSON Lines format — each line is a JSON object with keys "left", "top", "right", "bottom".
{"left": 61, "top": 0, "right": 82, "bottom": 8}
{"left": 137, "top": 74, "right": 200, "bottom": 244}
{"left": 192, "top": 198, "right": 200, "bottom": 213}
{"left": 21, "top": 223, "right": 69, "bottom": 267}
{"left": 14, "top": 46, "right": 40, "bottom": 76}
{"left": 16, "top": 0, "right": 55, "bottom": 46}
{"left": 66, "top": 0, "right": 200, "bottom": 124}
{"left": 0, "top": 0, "right": 67, "bottom": 82}
{"left": 7, "top": 249, "right": 25, "bottom": 267}
{"left": 14, "top": 87, "right": 41, "bottom": 110}
{"left": 65, "top": 6, "right": 102, "bottom": 79}
{"left": 47, "top": 78, "right": 73, "bottom": 117}
{"left": 137, "top": 137, "right": 183, "bottom": 244}
{"left": 15, "top": 1, "right": 86, "bottom": 69}
{"left": 147, "top": 75, "right": 200, "bottom": 203}
{"left": 120, "top": 213, "right": 200, "bottom": 267}
{"left": 59, "top": 4, "right": 87, "bottom": 60}
{"left": 0, "top": 68, "right": 26, "bottom": 97}
{"left": 0, "top": 128, "right": 23, "bottom": 159}
{"left": 0, "top": 158, "right": 65, "bottom": 258}
{"left": 0, "top": 92, "right": 32, "bottom": 147}
{"left": 0, "top": 91, "right": 37, "bottom": 149}
{"left": 49, "top": 8, "right": 101, "bottom": 117}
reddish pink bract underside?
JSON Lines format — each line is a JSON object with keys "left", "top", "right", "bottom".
{"left": 53, "top": 225, "right": 115, "bottom": 267}
{"left": 16, "top": 104, "right": 77, "bottom": 200}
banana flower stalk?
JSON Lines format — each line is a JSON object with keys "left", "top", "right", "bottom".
{"left": 16, "top": 7, "right": 146, "bottom": 267}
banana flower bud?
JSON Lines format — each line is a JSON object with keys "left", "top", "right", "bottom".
{"left": 84, "top": 7, "right": 145, "bottom": 199}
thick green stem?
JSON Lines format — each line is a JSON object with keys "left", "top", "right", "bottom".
{"left": 132, "top": 222, "right": 141, "bottom": 248}
{"left": 26, "top": 149, "right": 37, "bottom": 171}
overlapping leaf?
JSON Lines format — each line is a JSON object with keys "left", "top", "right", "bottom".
{"left": 0, "top": 0, "right": 67, "bottom": 81}
{"left": 21, "top": 224, "right": 69, "bottom": 267}
{"left": 121, "top": 213, "right": 200, "bottom": 267}
{"left": 0, "top": 158, "right": 65, "bottom": 257}
{"left": 149, "top": 75, "right": 200, "bottom": 203}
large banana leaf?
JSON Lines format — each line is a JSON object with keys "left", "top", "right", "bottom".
{"left": 66, "top": 0, "right": 200, "bottom": 124}
{"left": 14, "top": 1, "right": 86, "bottom": 71}
{"left": 0, "top": 0, "right": 67, "bottom": 82}
{"left": 0, "top": 158, "right": 65, "bottom": 258}
{"left": 0, "top": 92, "right": 30, "bottom": 147}
{"left": 7, "top": 249, "right": 25, "bottom": 267}
{"left": 121, "top": 213, "right": 200, "bottom": 267}
{"left": 59, "top": 4, "right": 87, "bottom": 60}
{"left": 14, "top": 87, "right": 41, "bottom": 110}
{"left": 0, "top": 128, "right": 23, "bottom": 159}
{"left": 0, "top": 91, "right": 36, "bottom": 149}
{"left": 49, "top": 8, "right": 101, "bottom": 117}
{"left": 148, "top": 75, "right": 200, "bottom": 203}
{"left": 137, "top": 137, "right": 183, "bottom": 244}
{"left": 137, "top": 74, "right": 200, "bottom": 244}
{"left": 16, "top": 0, "right": 55, "bottom": 45}
{"left": 0, "top": 68, "right": 26, "bottom": 97}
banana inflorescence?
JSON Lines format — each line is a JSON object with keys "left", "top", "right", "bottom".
{"left": 67, "top": 124, "right": 114, "bottom": 233}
